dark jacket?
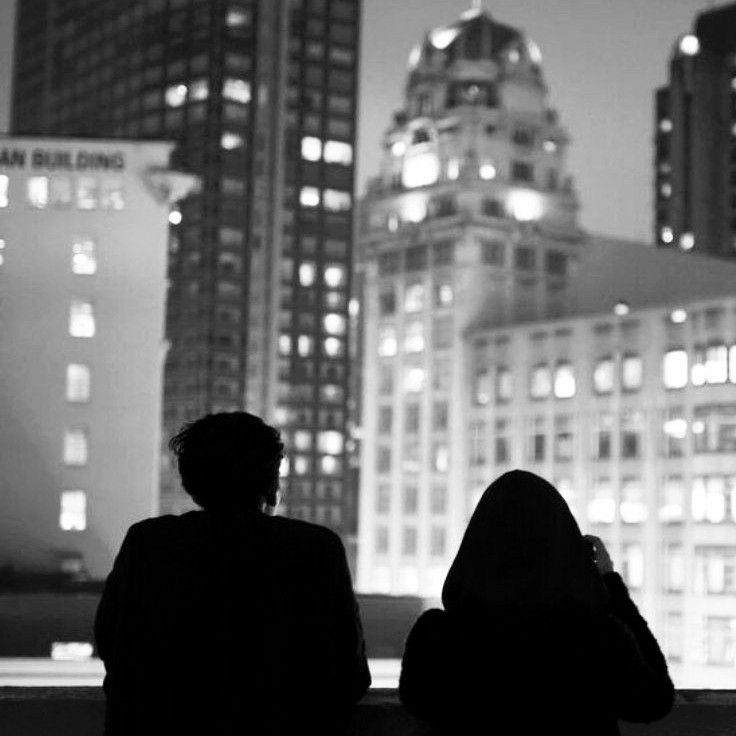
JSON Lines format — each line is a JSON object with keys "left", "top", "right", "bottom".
{"left": 95, "top": 510, "right": 370, "bottom": 736}
{"left": 399, "top": 470, "right": 674, "bottom": 735}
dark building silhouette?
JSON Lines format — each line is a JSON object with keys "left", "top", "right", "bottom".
{"left": 655, "top": 2, "right": 736, "bottom": 258}
{"left": 11, "top": 0, "right": 361, "bottom": 560}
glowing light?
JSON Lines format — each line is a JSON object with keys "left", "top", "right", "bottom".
{"left": 300, "top": 186, "right": 320, "bottom": 207}
{"left": 620, "top": 502, "right": 647, "bottom": 524}
{"left": 553, "top": 364, "right": 576, "bottom": 399}
{"left": 680, "top": 232, "right": 695, "bottom": 250}
{"left": 51, "top": 642, "right": 93, "bottom": 661}
{"left": 301, "top": 136, "right": 322, "bottom": 161}
{"left": 168, "top": 209, "right": 182, "bottom": 225}
{"left": 324, "top": 140, "right": 353, "bottom": 165}
{"left": 527, "top": 38, "right": 543, "bottom": 64}
{"left": 324, "top": 265, "right": 345, "bottom": 287}
{"left": 663, "top": 418, "right": 688, "bottom": 439}
{"left": 388, "top": 214, "right": 399, "bottom": 232}
{"left": 223, "top": 78, "right": 251, "bottom": 104}
{"left": 543, "top": 140, "right": 558, "bottom": 153}
{"left": 587, "top": 498, "right": 615, "bottom": 524}
{"left": 27, "top": 176, "right": 49, "bottom": 208}
{"left": 348, "top": 298, "right": 360, "bottom": 317}
{"left": 69, "top": 301, "right": 95, "bottom": 338}
{"left": 660, "top": 226, "right": 674, "bottom": 244}
{"left": 679, "top": 34, "right": 700, "bottom": 56}
{"left": 324, "top": 337, "right": 343, "bottom": 356}
{"left": 378, "top": 326, "right": 398, "bottom": 357}
{"left": 318, "top": 431, "right": 343, "bottom": 455}
{"left": 663, "top": 349, "right": 688, "bottom": 389}
{"left": 430, "top": 26, "right": 460, "bottom": 50}
{"left": 447, "top": 158, "right": 460, "bottom": 180}
{"left": 71, "top": 238, "right": 96, "bottom": 275}
{"left": 401, "top": 194, "right": 427, "bottom": 223}
{"left": 402, "top": 152, "right": 440, "bottom": 189}
{"left": 404, "top": 367, "right": 425, "bottom": 392}
{"left": 408, "top": 45, "right": 422, "bottom": 69}
{"left": 508, "top": 48, "right": 521, "bottom": 64}
{"left": 613, "top": 301, "right": 630, "bottom": 316}
{"left": 670, "top": 308, "right": 687, "bottom": 324}
{"left": 165, "top": 84, "right": 187, "bottom": 107}
{"left": 659, "top": 118, "right": 673, "bottom": 133}
{"left": 323, "top": 189, "right": 352, "bottom": 211}
{"left": 278, "top": 335, "right": 291, "bottom": 354}
{"left": 692, "top": 420, "right": 705, "bottom": 435}
{"left": 479, "top": 162, "right": 497, "bottom": 180}
{"left": 299, "top": 262, "right": 316, "bottom": 286}
{"left": 507, "top": 190, "right": 543, "bottom": 221}
{"left": 660, "top": 182, "right": 672, "bottom": 198}
{"left": 221, "top": 132, "right": 244, "bottom": 150}
{"left": 323, "top": 313, "right": 346, "bottom": 335}
{"left": 391, "top": 140, "right": 407, "bottom": 157}
{"left": 297, "top": 336, "right": 313, "bottom": 356}
{"left": 59, "top": 491, "right": 87, "bottom": 531}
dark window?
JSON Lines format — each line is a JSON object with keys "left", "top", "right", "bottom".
{"left": 406, "top": 245, "right": 427, "bottom": 270}
{"left": 515, "top": 246, "right": 536, "bottom": 270}
{"left": 512, "top": 127, "right": 535, "bottom": 147}
{"left": 545, "top": 250, "right": 566, "bottom": 276}
{"left": 482, "top": 239, "right": 505, "bottom": 265}
{"left": 482, "top": 198, "right": 504, "bottom": 217}
{"left": 433, "top": 240, "right": 455, "bottom": 265}
{"left": 512, "top": 161, "right": 534, "bottom": 183}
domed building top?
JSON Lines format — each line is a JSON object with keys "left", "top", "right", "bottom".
{"left": 408, "top": 6, "right": 543, "bottom": 77}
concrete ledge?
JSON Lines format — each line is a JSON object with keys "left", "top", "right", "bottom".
{"left": 0, "top": 688, "right": 735, "bottom": 735}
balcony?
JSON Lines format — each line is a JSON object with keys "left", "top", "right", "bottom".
{"left": 1, "top": 687, "right": 734, "bottom": 736}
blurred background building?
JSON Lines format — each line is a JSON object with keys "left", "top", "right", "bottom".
{"left": 0, "top": 136, "right": 196, "bottom": 579}
{"left": 655, "top": 3, "right": 736, "bottom": 258}
{"left": 356, "top": 7, "right": 736, "bottom": 687}
{"left": 10, "top": 0, "right": 362, "bottom": 563}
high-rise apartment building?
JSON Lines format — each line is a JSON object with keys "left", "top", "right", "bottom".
{"left": 655, "top": 2, "right": 736, "bottom": 258}
{"left": 0, "top": 136, "right": 196, "bottom": 578}
{"left": 11, "top": 0, "right": 361, "bottom": 556}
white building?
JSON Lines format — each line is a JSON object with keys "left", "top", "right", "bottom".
{"left": 0, "top": 136, "right": 197, "bottom": 579}
{"left": 356, "top": 9, "right": 736, "bottom": 687}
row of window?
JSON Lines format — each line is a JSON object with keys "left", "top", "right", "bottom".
{"left": 0, "top": 175, "right": 125, "bottom": 211}
{"left": 663, "top": 345, "right": 736, "bottom": 389}
{"left": 164, "top": 77, "right": 250, "bottom": 108}
{"left": 300, "top": 136, "right": 353, "bottom": 165}
{"left": 380, "top": 281, "right": 454, "bottom": 315}
{"left": 280, "top": 454, "right": 342, "bottom": 477}
{"left": 378, "top": 319, "right": 453, "bottom": 357}
{"left": 281, "top": 260, "right": 346, "bottom": 288}
{"left": 374, "top": 524, "right": 447, "bottom": 558}
{"left": 288, "top": 503, "right": 342, "bottom": 526}
{"left": 377, "top": 402, "right": 449, "bottom": 435}
{"left": 299, "top": 186, "right": 351, "bottom": 211}
{"left": 375, "top": 443, "right": 449, "bottom": 475}
{"left": 375, "top": 482, "right": 448, "bottom": 516}
{"left": 279, "top": 334, "right": 345, "bottom": 358}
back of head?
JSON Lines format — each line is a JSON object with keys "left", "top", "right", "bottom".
{"left": 442, "top": 470, "right": 607, "bottom": 617}
{"left": 169, "top": 412, "right": 284, "bottom": 512}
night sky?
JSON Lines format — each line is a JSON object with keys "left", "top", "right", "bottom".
{"left": 0, "top": 0, "right": 729, "bottom": 240}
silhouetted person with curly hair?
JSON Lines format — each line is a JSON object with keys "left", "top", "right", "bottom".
{"left": 399, "top": 470, "right": 674, "bottom": 736}
{"left": 95, "top": 411, "right": 370, "bottom": 736}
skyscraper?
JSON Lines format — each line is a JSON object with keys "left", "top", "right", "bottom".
{"left": 654, "top": 2, "right": 736, "bottom": 258}
{"left": 12, "top": 0, "right": 361, "bottom": 556}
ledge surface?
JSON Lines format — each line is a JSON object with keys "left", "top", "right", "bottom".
{"left": 1, "top": 688, "right": 735, "bottom": 735}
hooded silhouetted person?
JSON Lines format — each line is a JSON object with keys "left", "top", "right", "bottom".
{"left": 95, "top": 412, "right": 370, "bottom": 736}
{"left": 399, "top": 470, "right": 674, "bottom": 736}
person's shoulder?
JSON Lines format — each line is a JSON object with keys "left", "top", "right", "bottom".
{"left": 410, "top": 608, "right": 447, "bottom": 635}
{"left": 124, "top": 511, "right": 205, "bottom": 544}
{"left": 268, "top": 515, "right": 344, "bottom": 551}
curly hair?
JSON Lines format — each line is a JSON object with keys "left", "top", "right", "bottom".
{"left": 169, "top": 412, "right": 284, "bottom": 511}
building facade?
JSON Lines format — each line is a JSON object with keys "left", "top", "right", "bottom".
{"left": 655, "top": 2, "right": 736, "bottom": 258}
{"left": 357, "top": 8, "right": 584, "bottom": 597}
{"left": 468, "top": 293, "right": 736, "bottom": 688}
{"left": 11, "top": 0, "right": 362, "bottom": 555}
{"left": 0, "top": 136, "right": 196, "bottom": 579}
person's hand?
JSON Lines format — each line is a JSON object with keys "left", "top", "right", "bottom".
{"left": 583, "top": 535, "right": 614, "bottom": 575}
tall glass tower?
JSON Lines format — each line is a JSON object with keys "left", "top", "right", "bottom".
{"left": 12, "top": 0, "right": 361, "bottom": 561}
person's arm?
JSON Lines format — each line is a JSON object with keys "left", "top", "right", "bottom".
{"left": 603, "top": 572, "right": 675, "bottom": 722}
{"left": 399, "top": 609, "right": 449, "bottom": 721}
{"left": 584, "top": 535, "right": 675, "bottom": 722}
{"left": 327, "top": 532, "right": 371, "bottom": 703}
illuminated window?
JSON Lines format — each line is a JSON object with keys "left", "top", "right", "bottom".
{"left": 622, "top": 544, "right": 644, "bottom": 589}
{"left": 301, "top": 136, "right": 322, "bottom": 161}
{"left": 298, "top": 262, "right": 316, "bottom": 286}
{"left": 402, "top": 152, "right": 440, "bottom": 189}
{"left": 293, "top": 456, "right": 310, "bottom": 475}
{"left": 294, "top": 431, "right": 312, "bottom": 450}
{"left": 0, "top": 175, "right": 8, "bottom": 207}
{"left": 323, "top": 189, "right": 351, "bottom": 212}
{"left": 51, "top": 642, "right": 93, "bottom": 661}
{"left": 434, "top": 444, "right": 449, "bottom": 472}
{"left": 703, "top": 616, "right": 736, "bottom": 666}
{"left": 660, "top": 476, "right": 685, "bottom": 522}
{"left": 223, "top": 78, "right": 251, "bottom": 104}
{"left": 663, "top": 349, "right": 688, "bottom": 389}
{"left": 593, "top": 357, "right": 614, "bottom": 394}
{"left": 60, "top": 491, "right": 87, "bottom": 530}
{"left": 679, "top": 34, "right": 700, "bottom": 56}
{"left": 404, "top": 366, "right": 425, "bottom": 392}
{"left": 404, "top": 283, "right": 425, "bottom": 313}
{"left": 66, "top": 364, "right": 91, "bottom": 403}
{"left": 324, "top": 265, "right": 345, "bottom": 288}
{"left": 71, "top": 238, "right": 96, "bottom": 275}
{"left": 297, "top": 335, "right": 313, "bottom": 356}
{"left": 0, "top": 238, "right": 5, "bottom": 266}
{"left": 553, "top": 363, "right": 576, "bottom": 399}
{"left": 98, "top": 179, "right": 124, "bottom": 210}
{"left": 320, "top": 455, "right": 341, "bottom": 475}
{"left": 660, "top": 226, "right": 674, "bottom": 244}
{"left": 529, "top": 364, "right": 551, "bottom": 399}
{"left": 479, "top": 162, "right": 497, "bottom": 180}
{"left": 446, "top": 158, "right": 460, "bottom": 180}
{"left": 621, "top": 354, "right": 643, "bottom": 390}
{"left": 300, "top": 187, "right": 320, "bottom": 207}
{"left": 221, "top": 132, "right": 245, "bottom": 150}
{"left": 323, "top": 313, "right": 346, "bottom": 336}
{"left": 323, "top": 337, "right": 343, "bottom": 356}
{"left": 705, "top": 344, "right": 728, "bottom": 384}
{"left": 378, "top": 325, "right": 398, "bottom": 357}
{"left": 278, "top": 334, "right": 291, "bottom": 354}
{"left": 588, "top": 478, "right": 615, "bottom": 523}
{"left": 226, "top": 8, "right": 252, "bottom": 27}
{"left": 69, "top": 301, "right": 95, "bottom": 338}
{"left": 76, "top": 178, "right": 98, "bottom": 210}
{"left": 318, "top": 430, "right": 343, "bottom": 455}
{"left": 189, "top": 79, "right": 209, "bottom": 101}
{"left": 508, "top": 189, "right": 543, "bottom": 221}
{"left": 27, "top": 176, "right": 49, "bottom": 208}
{"left": 472, "top": 370, "right": 490, "bottom": 406}
{"left": 404, "top": 321, "right": 425, "bottom": 353}
{"left": 692, "top": 476, "right": 727, "bottom": 523}
{"left": 324, "top": 140, "right": 353, "bottom": 165}
{"left": 434, "top": 282, "right": 453, "bottom": 307}
{"left": 620, "top": 477, "right": 647, "bottom": 523}
{"left": 63, "top": 430, "right": 88, "bottom": 467}
{"left": 165, "top": 83, "right": 188, "bottom": 107}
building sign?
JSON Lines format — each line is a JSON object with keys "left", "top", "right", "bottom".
{"left": 0, "top": 147, "right": 126, "bottom": 171}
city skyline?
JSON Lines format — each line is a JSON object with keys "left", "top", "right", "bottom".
{"left": 1, "top": 0, "right": 733, "bottom": 242}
